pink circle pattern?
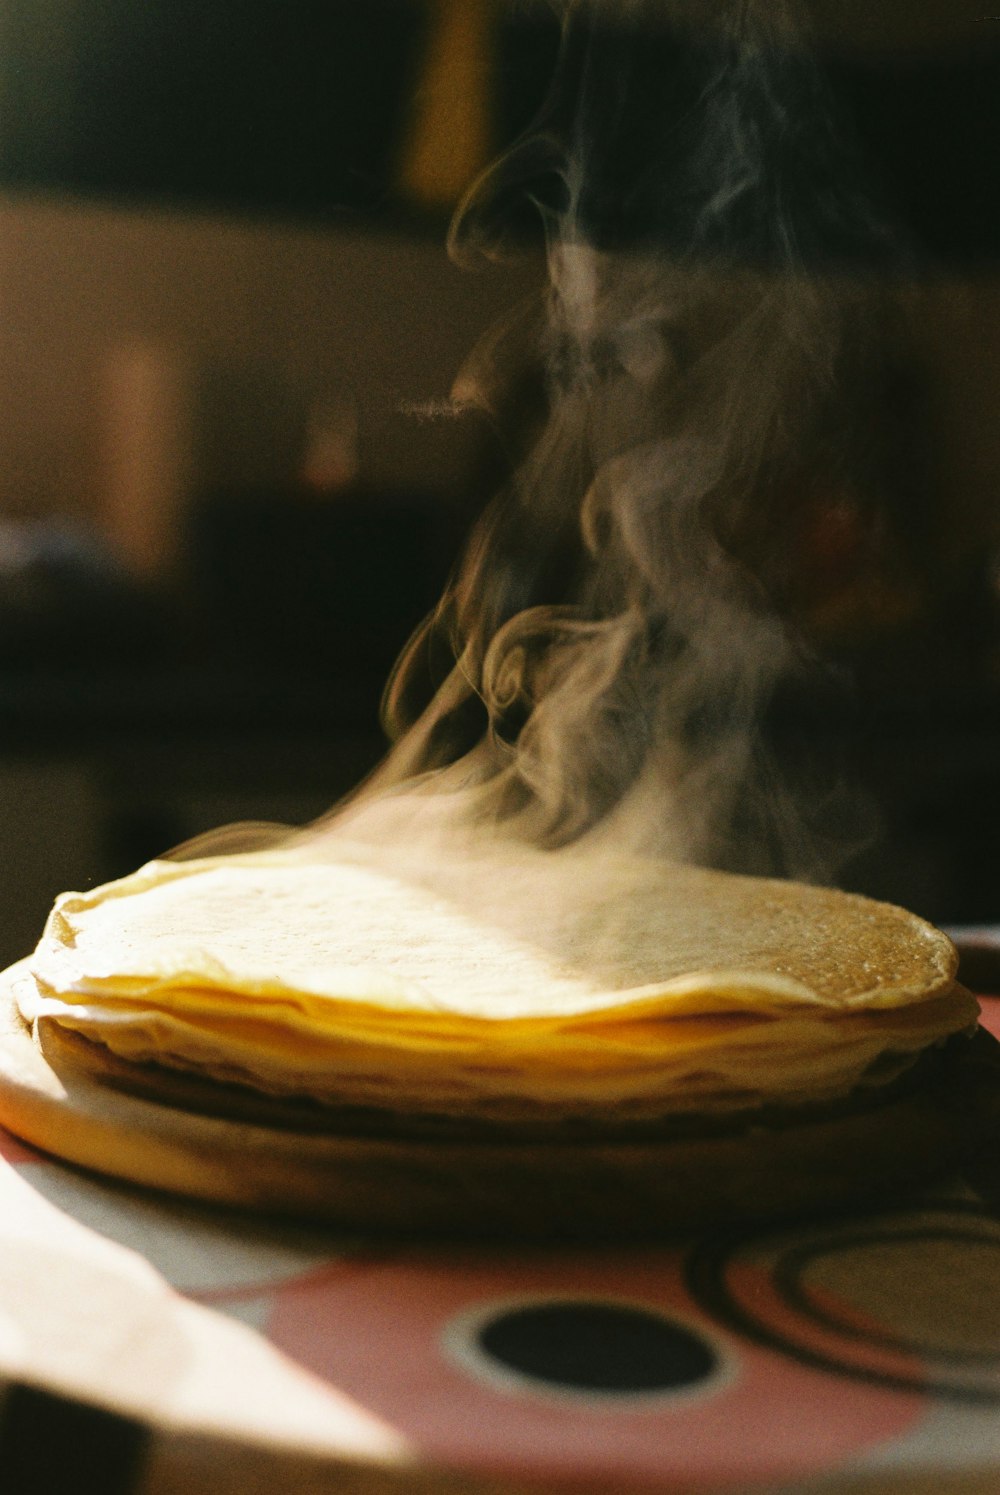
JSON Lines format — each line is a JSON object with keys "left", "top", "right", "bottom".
{"left": 7, "top": 991, "right": 999, "bottom": 1486}
{"left": 262, "top": 1246, "right": 925, "bottom": 1489}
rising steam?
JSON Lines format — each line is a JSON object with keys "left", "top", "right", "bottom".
{"left": 201, "top": 0, "right": 913, "bottom": 885}
{"left": 315, "top": 0, "right": 905, "bottom": 881}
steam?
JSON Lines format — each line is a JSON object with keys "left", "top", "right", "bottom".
{"left": 300, "top": 0, "right": 902, "bottom": 884}
{"left": 209, "top": 1, "right": 909, "bottom": 884}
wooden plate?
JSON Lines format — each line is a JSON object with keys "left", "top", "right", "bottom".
{"left": 0, "top": 960, "right": 997, "bottom": 1238}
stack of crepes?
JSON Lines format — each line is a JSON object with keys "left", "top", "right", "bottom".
{"left": 16, "top": 843, "right": 978, "bottom": 1131}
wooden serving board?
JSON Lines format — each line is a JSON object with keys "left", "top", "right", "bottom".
{"left": 0, "top": 960, "right": 997, "bottom": 1238}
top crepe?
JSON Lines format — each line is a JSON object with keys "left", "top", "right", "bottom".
{"left": 17, "top": 843, "right": 976, "bottom": 1125}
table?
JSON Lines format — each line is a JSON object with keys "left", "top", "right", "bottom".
{"left": 0, "top": 1002, "right": 997, "bottom": 1495}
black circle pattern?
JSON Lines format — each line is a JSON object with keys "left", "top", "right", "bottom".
{"left": 475, "top": 1300, "right": 720, "bottom": 1394}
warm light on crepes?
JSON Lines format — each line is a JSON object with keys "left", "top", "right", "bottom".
{"left": 17, "top": 844, "right": 977, "bottom": 1125}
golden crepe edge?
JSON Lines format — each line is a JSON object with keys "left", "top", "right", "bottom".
{"left": 0, "top": 847, "right": 997, "bottom": 1236}
{"left": 13, "top": 849, "right": 985, "bottom": 1132}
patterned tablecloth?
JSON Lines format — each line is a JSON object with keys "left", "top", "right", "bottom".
{"left": 0, "top": 1002, "right": 997, "bottom": 1495}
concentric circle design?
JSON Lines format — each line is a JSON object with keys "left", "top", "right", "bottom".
{"left": 686, "top": 1203, "right": 1000, "bottom": 1404}
{"left": 264, "top": 1247, "right": 924, "bottom": 1486}
{"left": 441, "top": 1295, "right": 726, "bottom": 1406}
{"left": 779, "top": 1230, "right": 1000, "bottom": 1365}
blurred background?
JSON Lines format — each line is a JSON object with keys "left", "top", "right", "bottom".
{"left": 0, "top": 0, "right": 998, "bottom": 964}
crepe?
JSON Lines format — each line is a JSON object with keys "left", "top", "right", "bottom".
{"left": 16, "top": 843, "right": 977, "bottom": 1128}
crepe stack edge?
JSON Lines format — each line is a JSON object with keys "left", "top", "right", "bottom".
{"left": 14, "top": 851, "right": 982, "bottom": 1130}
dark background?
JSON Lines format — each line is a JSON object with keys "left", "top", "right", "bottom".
{"left": 0, "top": 1, "right": 999, "bottom": 964}
{"left": 0, "top": 3, "right": 996, "bottom": 260}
